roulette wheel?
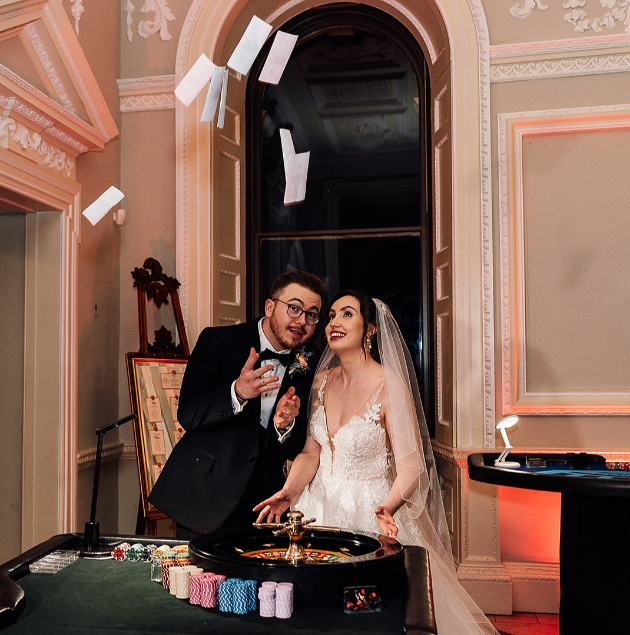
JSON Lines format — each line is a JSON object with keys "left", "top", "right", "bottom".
{"left": 189, "top": 512, "right": 405, "bottom": 608}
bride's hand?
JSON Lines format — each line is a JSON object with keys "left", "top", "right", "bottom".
{"left": 374, "top": 506, "right": 398, "bottom": 539}
{"left": 253, "top": 490, "right": 292, "bottom": 524}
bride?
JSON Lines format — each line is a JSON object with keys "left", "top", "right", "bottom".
{"left": 254, "top": 291, "right": 498, "bottom": 635}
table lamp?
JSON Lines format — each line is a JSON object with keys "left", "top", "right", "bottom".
{"left": 494, "top": 415, "right": 520, "bottom": 469}
{"left": 81, "top": 413, "right": 136, "bottom": 558}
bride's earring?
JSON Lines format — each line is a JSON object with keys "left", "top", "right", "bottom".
{"left": 366, "top": 336, "right": 372, "bottom": 352}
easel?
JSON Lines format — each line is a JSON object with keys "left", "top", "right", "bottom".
{"left": 128, "top": 258, "right": 190, "bottom": 535}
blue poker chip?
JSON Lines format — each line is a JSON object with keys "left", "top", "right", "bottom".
{"left": 218, "top": 580, "right": 234, "bottom": 612}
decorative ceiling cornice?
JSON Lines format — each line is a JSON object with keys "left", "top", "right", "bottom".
{"left": 490, "top": 33, "right": 630, "bottom": 82}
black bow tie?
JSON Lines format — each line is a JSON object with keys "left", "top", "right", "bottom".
{"left": 258, "top": 349, "right": 293, "bottom": 365}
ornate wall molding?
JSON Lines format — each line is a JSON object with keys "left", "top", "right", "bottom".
{"left": 498, "top": 104, "right": 630, "bottom": 415}
{"left": 510, "top": 0, "right": 630, "bottom": 35}
{"left": 503, "top": 561, "right": 559, "bottom": 581}
{"left": 43, "top": 3, "right": 113, "bottom": 139}
{"left": 492, "top": 51, "right": 630, "bottom": 81}
{"left": 24, "top": 22, "right": 78, "bottom": 114}
{"left": 125, "top": 0, "right": 176, "bottom": 42}
{"left": 0, "top": 113, "right": 75, "bottom": 177}
{"left": 77, "top": 441, "right": 125, "bottom": 472}
{"left": 469, "top": 0, "right": 496, "bottom": 448}
{"left": 117, "top": 75, "right": 176, "bottom": 112}
{"left": 491, "top": 33, "right": 630, "bottom": 81}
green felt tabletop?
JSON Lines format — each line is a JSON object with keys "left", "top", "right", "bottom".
{"left": 5, "top": 558, "right": 403, "bottom": 635}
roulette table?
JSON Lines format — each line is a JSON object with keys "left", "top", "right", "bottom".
{"left": 468, "top": 452, "right": 630, "bottom": 635}
{"left": 0, "top": 531, "right": 437, "bottom": 634}
{"left": 189, "top": 523, "right": 405, "bottom": 609}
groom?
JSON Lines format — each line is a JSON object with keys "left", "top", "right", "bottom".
{"left": 149, "top": 270, "right": 326, "bottom": 538}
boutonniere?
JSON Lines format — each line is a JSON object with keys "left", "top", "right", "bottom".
{"left": 288, "top": 347, "right": 313, "bottom": 377}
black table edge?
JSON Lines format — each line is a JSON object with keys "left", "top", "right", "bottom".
{"left": 468, "top": 452, "right": 630, "bottom": 498}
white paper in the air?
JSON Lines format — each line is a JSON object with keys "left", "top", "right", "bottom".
{"left": 279, "top": 128, "right": 295, "bottom": 169}
{"left": 258, "top": 31, "right": 298, "bottom": 85}
{"left": 174, "top": 54, "right": 215, "bottom": 106}
{"left": 284, "top": 152, "right": 310, "bottom": 205}
{"left": 217, "top": 69, "right": 229, "bottom": 129}
{"left": 227, "top": 16, "right": 272, "bottom": 75}
{"left": 201, "top": 65, "right": 225, "bottom": 122}
{"left": 279, "top": 128, "right": 309, "bottom": 205}
{"left": 82, "top": 186, "right": 125, "bottom": 225}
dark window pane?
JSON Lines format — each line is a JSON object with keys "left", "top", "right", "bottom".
{"left": 260, "top": 31, "right": 422, "bottom": 233}
{"left": 259, "top": 235, "right": 424, "bottom": 387}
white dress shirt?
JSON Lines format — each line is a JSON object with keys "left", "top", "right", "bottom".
{"left": 230, "top": 318, "right": 295, "bottom": 442}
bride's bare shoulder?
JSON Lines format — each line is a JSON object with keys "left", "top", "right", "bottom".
{"left": 380, "top": 367, "right": 409, "bottom": 403}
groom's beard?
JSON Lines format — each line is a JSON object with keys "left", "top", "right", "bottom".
{"left": 268, "top": 311, "right": 312, "bottom": 351}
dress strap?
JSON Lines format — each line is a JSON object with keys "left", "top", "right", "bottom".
{"left": 317, "top": 373, "right": 329, "bottom": 404}
{"left": 368, "top": 381, "right": 385, "bottom": 407}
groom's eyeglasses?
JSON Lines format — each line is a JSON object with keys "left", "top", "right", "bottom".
{"left": 272, "top": 298, "right": 320, "bottom": 325}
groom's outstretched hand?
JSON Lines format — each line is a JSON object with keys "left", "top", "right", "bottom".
{"left": 253, "top": 490, "right": 292, "bottom": 524}
{"left": 273, "top": 386, "right": 300, "bottom": 431}
{"left": 234, "top": 348, "right": 281, "bottom": 401}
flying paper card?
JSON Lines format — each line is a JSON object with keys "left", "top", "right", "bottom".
{"left": 279, "top": 128, "right": 309, "bottom": 205}
{"left": 201, "top": 65, "right": 225, "bottom": 123}
{"left": 258, "top": 31, "right": 298, "bottom": 85}
{"left": 227, "top": 15, "right": 272, "bottom": 75}
{"left": 217, "top": 69, "right": 229, "bottom": 129}
{"left": 82, "top": 186, "right": 125, "bottom": 226}
{"left": 284, "top": 152, "right": 310, "bottom": 205}
{"left": 175, "top": 53, "right": 215, "bottom": 106}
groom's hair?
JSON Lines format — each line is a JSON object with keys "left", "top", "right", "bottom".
{"left": 270, "top": 270, "right": 327, "bottom": 301}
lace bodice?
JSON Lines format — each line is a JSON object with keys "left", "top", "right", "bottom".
{"left": 309, "top": 374, "right": 393, "bottom": 482}
{"left": 294, "top": 374, "right": 397, "bottom": 536}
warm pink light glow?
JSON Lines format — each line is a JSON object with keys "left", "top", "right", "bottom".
{"left": 499, "top": 486, "right": 560, "bottom": 563}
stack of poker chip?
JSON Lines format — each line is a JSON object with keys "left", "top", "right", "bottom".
{"left": 189, "top": 572, "right": 211, "bottom": 605}
{"left": 197, "top": 573, "right": 225, "bottom": 608}
{"left": 216, "top": 578, "right": 257, "bottom": 614}
{"left": 160, "top": 551, "right": 178, "bottom": 590}
{"left": 170, "top": 565, "right": 203, "bottom": 599}
{"left": 124, "top": 543, "right": 145, "bottom": 561}
{"left": 111, "top": 542, "right": 159, "bottom": 563}
{"left": 275, "top": 582, "right": 293, "bottom": 618}
{"left": 218, "top": 579, "right": 235, "bottom": 612}
{"left": 258, "top": 581, "right": 277, "bottom": 617}
{"left": 111, "top": 542, "right": 131, "bottom": 561}
{"left": 233, "top": 579, "right": 256, "bottom": 614}
{"left": 139, "top": 543, "right": 157, "bottom": 562}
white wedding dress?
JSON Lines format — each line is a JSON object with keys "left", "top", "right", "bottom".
{"left": 295, "top": 374, "right": 498, "bottom": 635}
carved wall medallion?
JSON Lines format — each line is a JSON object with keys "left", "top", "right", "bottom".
{"left": 125, "top": 0, "right": 176, "bottom": 42}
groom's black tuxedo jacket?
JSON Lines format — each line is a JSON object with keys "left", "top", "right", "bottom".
{"left": 148, "top": 319, "right": 318, "bottom": 534}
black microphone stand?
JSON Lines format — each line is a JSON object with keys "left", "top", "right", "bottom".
{"left": 81, "top": 414, "right": 136, "bottom": 558}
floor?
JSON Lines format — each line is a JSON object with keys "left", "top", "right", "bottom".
{"left": 488, "top": 612, "right": 559, "bottom": 635}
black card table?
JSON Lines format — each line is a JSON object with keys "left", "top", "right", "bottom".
{"left": 468, "top": 452, "right": 630, "bottom": 635}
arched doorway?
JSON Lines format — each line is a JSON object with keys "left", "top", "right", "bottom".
{"left": 246, "top": 4, "right": 434, "bottom": 422}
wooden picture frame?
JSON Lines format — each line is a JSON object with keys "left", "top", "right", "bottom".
{"left": 126, "top": 353, "right": 188, "bottom": 520}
